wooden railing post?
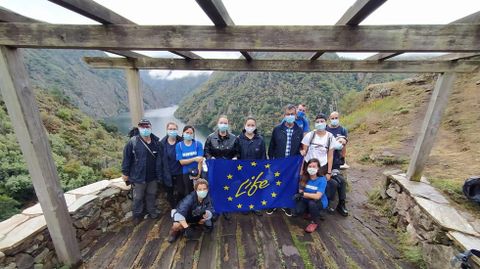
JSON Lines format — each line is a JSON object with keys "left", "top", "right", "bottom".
{"left": 125, "top": 68, "right": 144, "bottom": 127}
{"left": 406, "top": 73, "right": 457, "bottom": 181}
{"left": 0, "top": 46, "right": 81, "bottom": 265}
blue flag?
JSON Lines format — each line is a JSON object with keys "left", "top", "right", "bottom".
{"left": 206, "top": 156, "right": 303, "bottom": 213}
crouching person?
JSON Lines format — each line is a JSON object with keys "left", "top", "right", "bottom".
{"left": 168, "top": 179, "right": 214, "bottom": 243}
{"left": 293, "top": 158, "right": 328, "bottom": 233}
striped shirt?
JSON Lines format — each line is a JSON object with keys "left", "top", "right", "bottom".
{"left": 285, "top": 127, "right": 293, "bottom": 156}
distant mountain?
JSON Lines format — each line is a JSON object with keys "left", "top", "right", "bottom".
{"left": 141, "top": 72, "right": 210, "bottom": 106}
{"left": 175, "top": 52, "right": 409, "bottom": 134}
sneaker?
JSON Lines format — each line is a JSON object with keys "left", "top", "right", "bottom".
{"left": 326, "top": 207, "right": 335, "bottom": 214}
{"left": 132, "top": 217, "right": 142, "bottom": 226}
{"left": 167, "top": 229, "right": 180, "bottom": 243}
{"left": 253, "top": 210, "right": 263, "bottom": 216}
{"left": 305, "top": 222, "right": 318, "bottom": 233}
{"left": 222, "top": 212, "right": 231, "bottom": 221}
{"left": 282, "top": 208, "right": 293, "bottom": 217}
{"left": 148, "top": 212, "right": 159, "bottom": 219}
{"left": 266, "top": 208, "right": 277, "bottom": 215}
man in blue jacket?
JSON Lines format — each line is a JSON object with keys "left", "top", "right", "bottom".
{"left": 267, "top": 104, "right": 303, "bottom": 216}
{"left": 122, "top": 119, "right": 165, "bottom": 225}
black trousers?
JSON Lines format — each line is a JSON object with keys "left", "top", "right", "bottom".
{"left": 326, "top": 173, "right": 347, "bottom": 204}
{"left": 176, "top": 173, "right": 194, "bottom": 201}
{"left": 295, "top": 198, "right": 325, "bottom": 222}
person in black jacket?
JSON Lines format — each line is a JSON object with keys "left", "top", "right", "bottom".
{"left": 122, "top": 119, "right": 164, "bottom": 225}
{"left": 267, "top": 104, "right": 303, "bottom": 216}
{"left": 167, "top": 179, "right": 215, "bottom": 243}
{"left": 238, "top": 117, "right": 267, "bottom": 160}
{"left": 160, "top": 122, "right": 183, "bottom": 208}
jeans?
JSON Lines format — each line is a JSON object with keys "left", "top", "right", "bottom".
{"left": 295, "top": 198, "right": 324, "bottom": 222}
{"left": 132, "top": 180, "right": 158, "bottom": 218}
{"left": 326, "top": 173, "right": 347, "bottom": 204}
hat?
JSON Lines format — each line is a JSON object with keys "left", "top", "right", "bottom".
{"left": 138, "top": 119, "right": 151, "bottom": 127}
{"left": 189, "top": 168, "right": 199, "bottom": 178}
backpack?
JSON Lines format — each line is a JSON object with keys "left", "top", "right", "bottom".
{"left": 463, "top": 176, "right": 480, "bottom": 204}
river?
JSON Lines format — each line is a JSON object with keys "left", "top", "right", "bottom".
{"left": 104, "top": 106, "right": 210, "bottom": 144}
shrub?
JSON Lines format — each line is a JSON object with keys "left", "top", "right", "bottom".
{"left": 56, "top": 108, "right": 72, "bottom": 121}
{"left": 4, "top": 174, "right": 35, "bottom": 202}
{"left": 0, "top": 195, "right": 20, "bottom": 221}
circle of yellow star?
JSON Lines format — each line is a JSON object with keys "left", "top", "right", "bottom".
{"left": 227, "top": 196, "right": 233, "bottom": 201}
{"left": 251, "top": 161, "right": 257, "bottom": 167}
{"left": 265, "top": 164, "right": 271, "bottom": 169}
{"left": 237, "top": 204, "right": 243, "bottom": 209}
{"left": 237, "top": 165, "right": 243, "bottom": 171}
{"left": 249, "top": 204, "right": 254, "bottom": 209}
{"left": 227, "top": 174, "right": 233, "bottom": 179}
{"left": 224, "top": 185, "right": 230, "bottom": 191}
{"left": 274, "top": 171, "right": 280, "bottom": 177}
{"left": 276, "top": 180, "right": 282, "bottom": 186}
{"left": 261, "top": 200, "right": 267, "bottom": 206}
{"left": 271, "top": 192, "right": 277, "bottom": 198}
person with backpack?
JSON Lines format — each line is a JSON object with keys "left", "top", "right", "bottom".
{"left": 325, "top": 111, "right": 349, "bottom": 216}
{"left": 122, "top": 119, "right": 164, "bottom": 225}
{"left": 267, "top": 104, "right": 304, "bottom": 216}
{"left": 176, "top": 125, "right": 204, "bottom": 201}
{"left": 160, "top": 122, "right": 183, "bottom": 208}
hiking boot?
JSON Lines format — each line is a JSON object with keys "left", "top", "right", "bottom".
{"left": 167, "top": 228, "right": 181, "bottom": 243}
{"left": 266, "top": 208, "right": 277, "bottom": 215}
{"left": 282, "top": 208, "right": 293, "bottom": 217}
{"left": 305, "top": 222, "right": 318, "bottom": 233}
{"left": 336, "top": 200, "right": 349, "bottom": 217}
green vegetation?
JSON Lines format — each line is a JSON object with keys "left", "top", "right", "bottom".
{"left": 430, "top": 178, "right": 480, "bottom": 212}
{"left": 0, "top": 89, "right": 125, "bottom": 221}
{"left": 397, "top": 231, "right": 427, "bottom": 269}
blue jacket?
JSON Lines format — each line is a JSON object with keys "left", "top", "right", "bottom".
{"left": 268, "top": 122, "right": 303, "bottom": 159}
{"left": 121, "top": 134, "right": 166, "bottom": 184}
{"left": 159, "top": 135, "right": 183, "bottom": 187}
{"left": 176, "top": 191, "right": 215, "bottom": 220}
{"left": 237, "top": 130, "right": 267, "bottom": 160}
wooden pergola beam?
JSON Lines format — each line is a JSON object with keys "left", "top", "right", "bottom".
{"left": 47, "top": 0, "right": 201, "bottom": 60}
{"left": 0, "top": 6, "right": 41, "bottom": 23}
{"left": 310, "top": 0, "right": 387, "bottom": 60}
{"left": 366, "top": 11, "right": 480, "bottom": 61}
{"left": 195, "top": 0, "right": 252, "bottom": 61}
{"left": 431, "top": 53, "right": 480, "bottom": 61}
{"left": 1, "top": 23, "right": 480, "bottom": 52}
{"left": 83, "top": 57, "right": 480, "bottom": 73}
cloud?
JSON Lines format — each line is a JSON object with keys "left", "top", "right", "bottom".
{"left": 148, "top": 70, "right": 212, "bottom": 80}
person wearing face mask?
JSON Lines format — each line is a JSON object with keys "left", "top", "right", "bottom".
{"left": 267, "top": 104, "right": 304, "bottom": 217}
{"left": 293, "top": 158, "right": 328, "bottom": 233}
{"left": 237, "top": 117, "right": 266, "bottom": 216}
{"left": 175, "top": 125, "right": 204, "bottom": 201}
{"left": 325, "top": 111, "right": 349, "bottom": 216}
{"left": 296, "top": 104, "right": 310, "bottom": 134}
{"left": 160, "top": 122, "right": 183, "bottom": 208}
{"left": 168, "top": 179, "right": 215, "bottom": 243}
{"left": 122, "top": 119, "right": 164, "bottom": 225}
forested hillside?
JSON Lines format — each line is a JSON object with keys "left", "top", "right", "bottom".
{"left": 0, "top": 89, "right": 126, "bottom": 220}
{"left": 175, "top": 52, "right": 407, "bottom": 133}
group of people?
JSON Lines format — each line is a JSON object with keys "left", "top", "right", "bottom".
{"left": 121, "top": 104, "right": 349, "bottom": 242}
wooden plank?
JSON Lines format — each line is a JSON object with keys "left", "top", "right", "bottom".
{"left": 310, "top": 0, "right": 387, "bottom": 60}
{"left": 219, "top": 215, "right": 239, "bottom": 268}
{"left": 82, "top": 231, "right": 115, "bottom": 259}
{"left": 253, "top": 216, "right": 282, "bottom": 268}
{"left": 2, "top": 23, "right": 480, "bottom": 52}
{"left": 367, "top": 10, "right": 480, "bottom": 61}
{"left": 0, "top": 46, "right": 81, "bottom": 266}
{"left": 237, "top": 215, "right": 259, "bottom": 268}
{"left": 197, "top": 221, "right": 220, "bottom": 269}
{"left": 268, "top": 215, "right": 304, "bottom": 268}
{"left": 431, "top": 53, "right": 480, "bottom": 61}
{"left": 133, "top": 216, "right": 169, "bottom": 268}
{"left": 407, "top": 73, "right": 457, "bottom": 181}
{"left": 84, "top": 57, "right": 480, "bottom": 73}
{"left": 125, "top": 68, "right": 144, "bottom": 127}
{"left": 0, "top": 7, "right": 40, "bottom": 23}
{"left": 48, "top": 0, "right": 201, "bottom": 60}
{"left": 85, "top": 225, "right": 132, "bottom": 268}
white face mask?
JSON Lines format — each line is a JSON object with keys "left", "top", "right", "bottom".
{"left": 307, "top": 167, "right": 318, "bottom": 176}
{"left": 245, "top": 126, "right": 256, "bottom": 134}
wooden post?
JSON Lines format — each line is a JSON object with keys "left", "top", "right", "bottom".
{"left": 406, "top": 73, "right": 457, "bottom": 181}
{"left": 125, "top": 68, "right": 144, "bottom": 127}
{"left": 0, "top": 46, "right": 81, "bottom": 265}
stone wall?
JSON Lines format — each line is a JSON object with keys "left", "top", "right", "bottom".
{"left": 0, "top": 178, "right": 153, "bottom": 269}
{"left": 382, "top": 171, "right": 480, "bottom": 269}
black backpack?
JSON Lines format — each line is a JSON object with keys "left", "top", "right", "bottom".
{"left": 463, "top": 176, "right": 480, "bottom": 204}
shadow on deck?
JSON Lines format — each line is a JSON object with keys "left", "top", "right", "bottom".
{"left": 80, "top": 210, "right": 414, "bottom": 269}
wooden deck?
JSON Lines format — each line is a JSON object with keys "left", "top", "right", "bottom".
{"left": 80, "top": 211, "right": 414, "bottom": 269}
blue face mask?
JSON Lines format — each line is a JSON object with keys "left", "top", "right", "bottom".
{"left": 183, "top": 133, "right": 193, "bottom": 141}
{"left": 139, "top": 128, "right": 152, "bottom": 137}
{"left": 284, "top": 115, "right": 296, "bottom": 124}
{"left": 297, "top": 111, "right": 305, "bottom": 118}
{"left": 331, "top": 119, "right": 340, "bottom": 126}
{"left": 315, "top": 122, "right": 327, "bottom": 131}
{"left": 218, "top": 123, "right": 229, "bottom": 132}
{"left": 167, "top": 130, "right": 177, "bottom": 137}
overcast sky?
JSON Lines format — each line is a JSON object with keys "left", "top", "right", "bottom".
{"left": 2, "top": 0, "right": 479, "bottom": 79}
